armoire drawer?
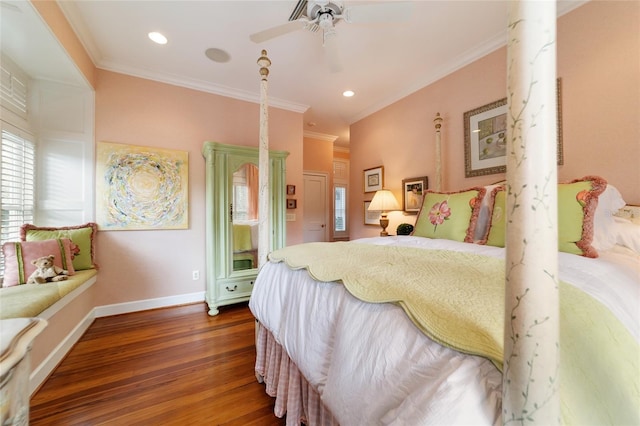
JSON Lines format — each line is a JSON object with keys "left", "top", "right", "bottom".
{"left": 218, "top": 279, "right": 255, "bottom": 300}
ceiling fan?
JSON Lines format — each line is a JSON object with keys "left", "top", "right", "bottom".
{"left": 249, "top": 0, "right": 412, "bottom": 72}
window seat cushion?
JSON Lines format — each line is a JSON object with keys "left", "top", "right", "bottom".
{"left": 0, "top": 269, "right": 97, "bottom": 319}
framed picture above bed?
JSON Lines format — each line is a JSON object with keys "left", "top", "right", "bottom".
{"left": 402, "top": 176, "right": 429, "bottom": 214}
{"left": 464, "top": 78, "right": 564, "bottom": 177}
{"left": 363, "top": 166, "right": 384, "bottom": 193}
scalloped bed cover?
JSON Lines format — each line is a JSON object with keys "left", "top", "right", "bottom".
{"left": 249, "top": 236, "right": 639, "bottom": 425}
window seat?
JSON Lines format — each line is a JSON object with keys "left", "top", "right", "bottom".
{"left": 0, "top": 270, "right": 97, "bottom": 320}
{"left": 0, "top": 269, "right": 98, "bottom": 394}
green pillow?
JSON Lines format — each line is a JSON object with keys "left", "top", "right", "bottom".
{"left": 484, "top": 176, "right": 607, "bottom": 257}
{"left": 413, "top": 188, "right": 485, "bottom": 242}
{"left": 21, "top": 223, "right": 98, "bottom": 270}
{"left": 486, "top": 189, "right": 507, "bottom": 247}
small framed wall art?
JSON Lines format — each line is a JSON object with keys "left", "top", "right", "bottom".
{"left": 402, "top": 176, "right": 429, "bottom": 214}
{"left": 287, "top": 199, "right": 297, "bottom": 209}
{"left": 286, "top": 185, "right": 296, "bottom": 195}
{"left": 363, "top": 166, "right": 384, "bottom": 193}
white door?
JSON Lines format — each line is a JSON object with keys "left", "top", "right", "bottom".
{"left": 303, "top": 173, "right": 328, "bottom": 242}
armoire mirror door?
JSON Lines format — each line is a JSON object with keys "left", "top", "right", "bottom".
{"left": 231, "top": 163, "right": 259, "bottom": 272}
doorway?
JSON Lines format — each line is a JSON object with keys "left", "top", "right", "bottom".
{"left": 303, "top": 172, "right": 328, "bottom": 242}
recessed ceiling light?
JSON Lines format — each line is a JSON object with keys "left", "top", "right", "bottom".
{"left": 205, "top": 48, "right": 231, "bottom": 63}
{"left": 148, "top": 32, "right": 167, "bottom": 45}
{"left": 343, "top": 90, "right": 355, "bottom": 97}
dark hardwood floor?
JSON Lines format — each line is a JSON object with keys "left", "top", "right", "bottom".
{"left": 30, "top": 302, "right": 286, "bottom": 425}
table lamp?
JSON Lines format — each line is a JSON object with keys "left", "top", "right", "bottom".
{"left": 368, "top": 189, "right": 400, "bottom": 236}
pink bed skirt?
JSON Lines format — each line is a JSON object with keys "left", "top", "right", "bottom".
{"left": 255, "top": 322, "right": 339, "bottom": 426}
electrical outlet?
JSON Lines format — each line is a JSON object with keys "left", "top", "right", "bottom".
{"left": 192, "top": 270, "right": 200, "bottom": 280}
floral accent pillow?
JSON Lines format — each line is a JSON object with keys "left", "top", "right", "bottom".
{"left": 484, "top": 176, "right": 607, "bottom": 257}
{"left": 412, "top": 188, "right": 486, "bottom": 242}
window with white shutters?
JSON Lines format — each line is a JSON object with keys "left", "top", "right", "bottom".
{"left": 333, "top": 158, "right": 350, "bottom": 239}
{"left": 334, "top": 186, "right": 346, "bottom": 232}
{"left": 1, "top": 127, "right": 36, "bottom": 275}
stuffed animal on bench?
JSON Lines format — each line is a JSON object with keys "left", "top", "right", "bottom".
{"left": 27, "top": 255, "right": 69, "bottom": 284}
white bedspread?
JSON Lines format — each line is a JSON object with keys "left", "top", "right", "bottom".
{"left": 249, "top": 236, "right": 640, "bottom": 425}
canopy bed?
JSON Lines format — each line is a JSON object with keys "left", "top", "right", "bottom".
{"left": 247, "top": 4, "right": 639, "bottom": 425}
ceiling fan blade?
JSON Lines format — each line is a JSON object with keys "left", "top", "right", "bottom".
{"left": 249, "top": 19, "right": 310, "bottom": 43}
{"left": 343, "top": 1, "right": 413, "bottom": 24}
{"left": 323, "top": 30, "right": 343, "bottom": 73}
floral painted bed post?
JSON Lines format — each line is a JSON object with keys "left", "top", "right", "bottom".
{"left": 257, "top": 50, "right": 271, "bottom": 268}
{"left": 503, "top": 2, "right": 560, "bottom": 425}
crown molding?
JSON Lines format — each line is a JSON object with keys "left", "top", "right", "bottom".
{"left": 303, "top": 130, "right": 338, "bottom": 142}
{"left": 98, "top": 61, "right": 309, "bottom": 113}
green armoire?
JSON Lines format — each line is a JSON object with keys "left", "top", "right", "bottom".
{"left": 202, "top": 142, "right": 288, "bottom": 316}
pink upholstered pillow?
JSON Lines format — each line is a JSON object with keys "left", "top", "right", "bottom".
{"left": 2, "top": 238, "right": 76, "bottom": 287}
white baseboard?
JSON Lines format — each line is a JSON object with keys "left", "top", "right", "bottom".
{"left": 93, "top": 291, "right": 206, "bottom": 318}
{"left": 29, "top": 309, "right": 95, "bottom": 395}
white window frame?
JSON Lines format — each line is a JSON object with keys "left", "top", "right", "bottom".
{"left": 1, "top": 122, "right": 36, "bottom": 276}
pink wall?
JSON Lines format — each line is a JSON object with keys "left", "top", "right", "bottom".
{"left": 303, "top": 137, "right": 334, "bottom": 173}
{"left": 94, "top": 70, "right": 303, "bottom": 305}
{"left": 349, "top": 1, "right": 639, "bottom": 239}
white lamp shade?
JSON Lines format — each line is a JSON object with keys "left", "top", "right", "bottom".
{"left": 368, "top": 189, "right": 400, "bottom": 212}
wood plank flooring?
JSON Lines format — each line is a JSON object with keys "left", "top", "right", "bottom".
{"left": 30, "top": 302, "right": 286, "bottom": 426}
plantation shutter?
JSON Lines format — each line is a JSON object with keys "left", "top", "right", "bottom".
{"left": 1, "top": 62, "right": 28, "bottom": 116}
{"left": 1, "top": 127, "right": 36, "bottom": 274}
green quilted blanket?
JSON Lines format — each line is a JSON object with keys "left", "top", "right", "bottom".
{"left": 268, "top": 241, "right": 639, "bottom": 425}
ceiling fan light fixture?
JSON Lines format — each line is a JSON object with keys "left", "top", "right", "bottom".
{"left": 343, "top": 90, "right": 354, "bottom": 97}
{"left": 318, "top": 12, "right": 335, "bottom": 30}
{"left": 148, "top": 31, "right": 167, "bottom": 45}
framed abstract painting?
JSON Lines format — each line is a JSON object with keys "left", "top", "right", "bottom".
{"left": 96, "top": 141, "right": 189, "bottom": 230}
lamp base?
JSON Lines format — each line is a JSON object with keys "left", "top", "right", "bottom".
{"left": 379, "top": 216, "right": 390, "bottom": 237}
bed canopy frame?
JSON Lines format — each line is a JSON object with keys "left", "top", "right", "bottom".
{"left": 256, "top": 2, "right": 561, "bottom": 423}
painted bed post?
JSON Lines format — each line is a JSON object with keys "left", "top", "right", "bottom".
{"left": 503, "top": 2, "right": 560, "bottom": 425}
{"left": 434, "top": 112, "right": 443, "bottom": 191}
{"left": 257, "top": 50, "right": 271, "bottom": 268}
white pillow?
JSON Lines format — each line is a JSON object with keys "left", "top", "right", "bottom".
{"left": 613, "top": 216, "right": 640, "bottom": 254}
{"left": 592, "top": 184, "right": 627, "bottom": 251}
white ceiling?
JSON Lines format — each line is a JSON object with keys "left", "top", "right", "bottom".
{"left": 2, "top": 0, "right": 587, "bottom": 146}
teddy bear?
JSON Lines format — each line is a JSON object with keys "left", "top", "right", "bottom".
{"left": 27, "top": 255, "right": 69, "bottom": 284}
